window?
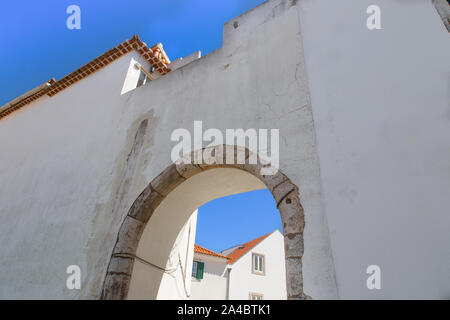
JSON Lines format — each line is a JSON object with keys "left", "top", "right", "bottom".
{"left": 192, "top": 261, "right": 204, "bottom": 279}
{"left": 136, "top": 70, "right": 148, "bottom": 88}
{"left": 252, "top": 253, "right": 265, "bottom": 275}
{"left": 249, "top": 293, "right": 264, "bottom": 300}
{"left": 192, "top": 261, "right": 198, "bottom": 277}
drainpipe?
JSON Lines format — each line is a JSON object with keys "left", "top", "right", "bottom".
{"left": 226, "top": 267, "right": 232, "bottom": 300}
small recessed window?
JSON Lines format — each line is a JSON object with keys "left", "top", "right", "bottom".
{"left": 192, "top": 261, "right": 204, "bottom": 279}
{"left": 249, "top": 292, "right": 264, "bottom": 300}
{"left": 136, "top": 70, "right": 148, "bottom": 88}
{"left": 252, "top": 253, "right": 265, "bottom": 275}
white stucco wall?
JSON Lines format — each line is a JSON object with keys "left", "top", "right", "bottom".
{"left": 152, "top": 210, "right": 197, "bottom": 300}
{"left": 297, "top": 0, "right": 450, "bottom": 299}
{"left": 227, "top": 230, "right": 287, "bottom": 300}
{"left": 189, "top": 231, "right": 287, "bottom": 300}
{"left": 0, "top": 50, "right": 154, "bottom": 299}
{"left": 189, "top": 254, "right": 228, "bottom": 300}
{"left": 1, "top": 0, "right": 336, "bottom": 299}
{"left": 129, "top": 211, "right": 197, "bottom": 300}
{"left": 2, "top": 0, "right": 446, "bottom": 300}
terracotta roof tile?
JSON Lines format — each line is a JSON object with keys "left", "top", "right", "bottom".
{"left": 194, "top": 244, "right": 230, "bottom": 260}
{"left": 225, "top": 232, "right": 272, "bottom": 264}
{"left": 0, "top": 35, "right": 171, "bottom": 120}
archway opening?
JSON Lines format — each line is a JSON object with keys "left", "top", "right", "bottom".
{"left": 101, "top": 146, "right": 305, "bottom": 300}
{"left": 191, "top": 188, "right": 286, "bottom": 300}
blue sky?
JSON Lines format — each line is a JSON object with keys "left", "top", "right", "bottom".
{"left": 1, "top": 0, "right": 281, "bottom": 252}
{"left": 196, "top": 189, "right": 283, "bottom": 254}
{"left": 0, "top": 0, "right": 266, "bottom": 106}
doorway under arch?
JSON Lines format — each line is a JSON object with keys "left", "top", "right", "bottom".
{"left": 100, "top": 145, "right": 306, "bottom": 300}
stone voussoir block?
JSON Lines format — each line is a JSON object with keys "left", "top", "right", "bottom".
{"left": 108, "top": 255, "right": 135, "bottom": 275}
{"left": 113, "top": 216, "right": 145, "bottom": 255}
{"left": 218, "top": 145, "right": 249, "bottom": 169}
{"left": 175, "top": 153, "right": 203, "bottom": 179}
{"left": 150, "top": 163, "right": 185, "bottom": 196}
{"left": 229, "top": 145, "right": 251, "bottom": 163}
{"left": 272, "top": 179, "right": 297, "bottom": 205}
{"left": 199, "top": 145, "right": 227, "bottom": 169}
{"left": 262, "top": 171, "right": 288, "bottom": 192}
{"left": 128, "top": 186, "right": 164, "bottom": 223}
{"left": 190, "top": 149, "right": 205, "bottom": 166}
{"left": 102, "top": 273, "right": 131, "bottom": 300}
{"left": 285, "top": 257, "right": 303, "bottom": 298}
{"left": 245, "top": 153, "right": 278, "bottom": 180}
{"left": 278, "top": 192, "right": 305, "bottom": 235}
{"left": 284, "top": 232, "right": 304, "bottom": 258}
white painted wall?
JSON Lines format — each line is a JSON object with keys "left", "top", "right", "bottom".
{"left": 121, "top": 57, "right": 146, "bottom": 95}
{"left": 297, "top": 0, "right": 450, "bottom": 299}
{"left": 190, "top": 254, "right": 228, "bottom": 300}
{"left": 227, "top": 230, "right": 287, "bottom": 300}
{"left": 153, "top": 210, "right": 197, "bottom": 300}
{"left": 0, "top": 50, "right": 154, "bottom": 299}
{"left": 3, "top": 0, "right": 447, "bottom": 300}
{"left": 0, "top": 0, "right": 344, "bottom": 300}
{"left": 189, "top": 230, "right": 287, "bottom": 300}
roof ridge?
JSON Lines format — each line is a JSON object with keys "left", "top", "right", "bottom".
{"left": 225, "top": 231, "right": 273, "bottom": 264}
{"left": 0, "top": 35, "right": 171, "bottom": 120}
{"left": 194, "top": 244, "right": 230, "bottom": 260}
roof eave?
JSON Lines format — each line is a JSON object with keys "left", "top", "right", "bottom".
{"left": 0, "top": 79, "right": 56, "bottom": 119}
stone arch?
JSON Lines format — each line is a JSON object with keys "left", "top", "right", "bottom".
{"left": 100, "top": 145, "right": 306, "bottom": 300}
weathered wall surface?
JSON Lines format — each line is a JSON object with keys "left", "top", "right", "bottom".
{"left": 0, "top": 0, "right": 337, "bottom": 299}
{"left": 3, "top": 0, "right": 447, "bottom": 300}
{"left": 0, "top": 50, "right": 154, "bottom": 299}
{"left": 297, "top": 0, "right": 450, "bottom": 299}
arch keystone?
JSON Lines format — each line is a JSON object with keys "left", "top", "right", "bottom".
{"left": 200, "top": 145, "right": 226, "bottom": 168}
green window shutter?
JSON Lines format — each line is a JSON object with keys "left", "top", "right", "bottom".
{"left": 197, "top": 262, "right": 204, "bottom": 279}
{"left": 192, "top": 261, "right": 198, "bottom": 278}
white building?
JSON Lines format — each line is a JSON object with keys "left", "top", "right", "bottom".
{"left": 190, "top": 230, "right": 287, "bottom": 300}
{"left": 0, "top": 0, "right": 449, "bottom": 299}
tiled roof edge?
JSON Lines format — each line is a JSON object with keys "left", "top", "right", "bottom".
{"left": 194, "top": 244, "right": 230, "bottom": 260}
{"left": 226, "top": 232, "right": 273, "bottom": 264}
{"left": 0, "top": 79, "right": 56, "bottom": 119}
{"left": 0, "top": 35, "right": 171, "bottom": 120}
